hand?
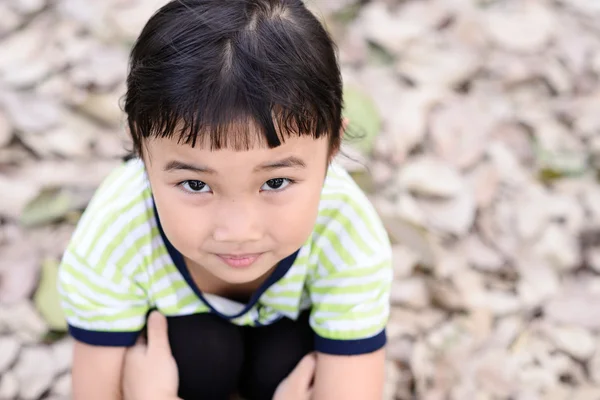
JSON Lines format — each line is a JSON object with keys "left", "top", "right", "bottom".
{"left": 273, "top": 353, "right": 316, "bottom": 400}
{"left": 122, "top": 311, "right": 180, "bottom": 400}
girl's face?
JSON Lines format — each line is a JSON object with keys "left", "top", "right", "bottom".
{"left": 144, "top": 132, "right": 332, "bottom": 285}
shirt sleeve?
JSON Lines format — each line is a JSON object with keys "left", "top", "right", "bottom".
{"left": 58, "top": 248, "right": 150, "bottom": 347}
{"left": 307, "top": 200, "right": 393, "bottom": 356}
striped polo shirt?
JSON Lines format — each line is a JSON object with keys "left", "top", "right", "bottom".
{"left": 58, "top": 157, "right": 392, "bottom": 355}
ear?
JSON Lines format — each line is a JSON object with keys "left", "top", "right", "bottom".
{"left": 328, "top": 118, "right": 349, "bottom": 163}
{"left": 341, "top": 118, "right": 349, "bottom": 140}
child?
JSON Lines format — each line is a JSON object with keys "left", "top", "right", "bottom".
{"left": 57, "top": 0, "right": 393, "bottom": 399}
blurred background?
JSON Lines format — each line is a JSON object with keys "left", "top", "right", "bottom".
{"left": 1, "top": 0, "right": 600, "bottom": 399}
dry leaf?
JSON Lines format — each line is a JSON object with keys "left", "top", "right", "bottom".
{"left": 34, "top": 259, "right": 68, "bottom": 332}
{"left": 75, "top": 89, "right": 124, "bottom": 127}
{"left": 485, "top": 2, "right": 555, "bottom": 53}
{"left": 0, "top": 371, "right": 19, "bottom": 400}
{"left": 396, "top": 41, "right": 480, "bottom": 89}
{"left": 391, "top": 277, "right": 431, "bottom": 309}
{"left": 13, "top": 346, "right": 56, "bottom": 400}
{"left": 0, "top": 4, "right": 22, "bottom": 36}
{"left": 0, "top": 243, "right": 39, "bottom": 304}
{"left": 0, "top": 336, "right": 20, "bottom": 373}
{"left": 428, "top": 97, "right": 492, "bottom": 170}
{"left": 360, "top": 2, "right": 424, "bottom": 55}
{"left": 0, "top": 109, "right": 12, "bottom": 148}
{"left": 0, "top": 91, "right": 62, "bottom": 134}
{"left": 10, "top": 0, "right": 46, "bottom": 14}
{"left": 418, "top": 189, "right": 476, "bottom": 237}
{"left": 397, "top": 156, "right": 464, "bottom": 198}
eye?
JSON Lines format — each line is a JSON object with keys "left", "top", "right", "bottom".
{"left": 180, "top": 180, "right": 211, "bottom": 194}
{"left": 261, "top": 178, "right": 292, "bottom": 192}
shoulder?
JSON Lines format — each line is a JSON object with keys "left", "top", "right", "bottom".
{"left": 310, "top": 162, "right": 392, "bottom": 274}
{"left": 64, "top": 158, "right": 156, "bottom": 279}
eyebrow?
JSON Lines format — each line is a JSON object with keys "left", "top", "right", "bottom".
{"left": 163, "top": 160, "right": 217, "bottom": 174}
{"left": 163, "top": 156, "right": 307, "bottom": 174}
{"left": 254, "top": 156, "right": 307, "bottom": 172}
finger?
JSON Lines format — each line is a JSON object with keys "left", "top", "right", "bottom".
{"left": 305, "top": 387, "right": 314, "bottom": 400}
{"left": 146, "top": 311, "right": 172, "bottom": 356}
{"left": 125, "top": 340, "right": 145, "bottom": 361}
{"left": 289, "top": 353, "right": 316, "bottom": 388}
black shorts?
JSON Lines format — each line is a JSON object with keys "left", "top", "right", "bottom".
{"left": 165, "top": 310, "right": 314, "bottom": 400}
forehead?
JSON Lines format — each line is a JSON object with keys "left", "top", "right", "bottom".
{"left": 144, "top": 133, "right": 329, "bottom": 168}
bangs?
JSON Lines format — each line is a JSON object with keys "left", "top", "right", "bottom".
{"left": 133, "top": 97, "right": 332, "bottom": 152}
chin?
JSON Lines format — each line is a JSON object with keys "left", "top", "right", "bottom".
{"left": 216, "top": 268, "right": 268, "bottom": 285}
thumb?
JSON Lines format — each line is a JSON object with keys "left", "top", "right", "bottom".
{"left": 288, "top": 353, "right": 316, "bottom": 388}
{"left": 146, "top": 311, "right": 172, "bottom": 357}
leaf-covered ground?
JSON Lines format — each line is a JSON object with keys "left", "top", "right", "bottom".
{"left": 1, "top": 0, "right": 600, "bottom": 399}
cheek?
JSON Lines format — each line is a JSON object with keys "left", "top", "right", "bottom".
{"left": 153, "top": 187, "right": 210, "bottom": 251}
{"left": 268, "top": 183, "right": 322, "bottom": 245}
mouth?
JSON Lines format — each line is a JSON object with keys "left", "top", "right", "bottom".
{"left": 216, "top": 253, "right": 264, "bottom": 269}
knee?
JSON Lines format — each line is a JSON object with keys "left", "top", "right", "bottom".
{"left": 240, "top": 315, "right": 314, "bottom": 400}
{"left": 167, "top": 313, "right": 244, "bottom": 400}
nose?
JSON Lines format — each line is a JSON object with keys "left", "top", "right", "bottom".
{"left": 212, "top": 199, "right": 262, "bottom": 243}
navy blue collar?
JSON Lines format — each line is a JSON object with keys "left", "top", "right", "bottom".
{"left": 152, "top": 201, "right": 299, "bottom": 320}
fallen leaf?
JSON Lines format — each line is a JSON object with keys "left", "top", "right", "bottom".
{"left": 396, "top": 41, "right": 481, "bottom": 89}
{"left": 342, "top": 85, "right": 382, "bottom": 155}
{"left": 13, "top": 345, "right": 56, "bottom": 400}
{"left": 20, "top": 188, "right": 74, "bottom": 227}
{"left": 360, "top": 2, "right": 423, "bottom": 55}
{"left": 485, "top": 2, "right": 555, "bottom": 53}
{"left": 0, "top": 243, "right": 39, "bottom": 305}
{"left": 0, "top": 90, "right": 62, "bottom": 134}
{"left": 0, "top": 109, "right": 12, "bottom": 148}
{"left": 11, "top": 0, "right": 47, "bottom": 14}
{"left": 33, "top": 258, "right": 67, "bottom": 332}
{"left": 397, "top": 156, "right": 464, "bottom": 198}
{"left": 75, "top": 89, "right": 124, "bottom": 127}
{"left": 428, "top": 97, "right": 492, "bottom": 170}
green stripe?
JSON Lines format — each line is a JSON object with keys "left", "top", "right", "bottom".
{"left": 313, "top": 304, "right": 387, "bottom": 321}
{"left": 319, "top": 194, "right": 382, "bottom": 241}
{"left": 309, "top": 280, "right": 384, "bottom": 295}
{"left": 317, "top": 209, "right": 375, "bottom": 255}
{"left": 315, "top": 260, "right": 390, "bottom": 279}
{"left": 262, "top": 302, "right": 298, "bottom": 312}
{"left": 84, "top": 163, "right": 131, "bottom": 209}
{"left": 291, "top": 254, "right": 309, "bottom": 265}
{"left": 84, "top": 192, "right": 149, "bottom": 260}
{"left": 312, "top": 224, "right": 362, "bottom": 265}
{"left": 63, "top": 305, "right": 148, "bottom": 323}
{"left": 262, "top": 290, "right": 300, "bottom": 299}
{"left": 153, "top": 280, "right": 191, "bottom": 299}
{"left": 61, "top": 264, "right": 141, "bottom": 302}
{"left": 314, "top": 225, "right": 370, "bottom": 268}
{"left": 267, "top": 274, "right": 305, "bottom": 291}
{"left": 317, "top": 251, "right": 337, "bottom": 275}
{"left": 161, "top": 303, "right": 209, "bottom": 315}
{"left": 77, "top": 167, "right": 145, "bottom": 238}
{"left": 95, "top": 212, "right": 155, "bottom": 275}
{"left": 147, "top": 253, "right": 180, "bottom": 283}
{"left": 115, "top": 227, "right": 161, "bottom": 271}
{"left": 312, "top": 320, "right": 387, "bottom": 340}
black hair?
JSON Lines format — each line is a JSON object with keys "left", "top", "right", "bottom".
{"left": 124, "top": 0, "right": 343, "bottom": 156}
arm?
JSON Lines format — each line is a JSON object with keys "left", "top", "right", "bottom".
{"left": 58, "top": 250, "right": 150, "bottom": 400}
{"left": 312, "top": 350, "right": 385, "bottom": 400}
{"left": 307, "top": 188, "right": 393, "bottom": 400}
{"left": 72, "top": 342, "right": 127, "bottom": 400}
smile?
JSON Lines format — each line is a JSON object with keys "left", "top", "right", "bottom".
{"left": 216, "top": 253, "right": 263, "bottom": 269}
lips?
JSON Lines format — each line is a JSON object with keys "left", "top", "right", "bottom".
{"left": 216, "top": 253, "right": 263, "bottom": 268}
